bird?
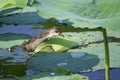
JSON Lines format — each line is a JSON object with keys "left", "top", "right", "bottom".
{"left": 21, "top": 27, "right": 64, "bottom": 52}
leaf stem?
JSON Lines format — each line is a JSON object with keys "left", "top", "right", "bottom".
{"left": 102, "top": 28, "right": 110, "bottom": 80}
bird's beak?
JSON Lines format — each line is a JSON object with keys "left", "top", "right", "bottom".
{"left": 59, "top": 32, "right": 64, "bottom": 37}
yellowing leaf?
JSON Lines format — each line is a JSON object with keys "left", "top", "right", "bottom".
{"left": 0, "top": 0, "right": 28, "bottom": 11}
{"left": 16, "top": 0, "right": 28, "bottom": 8}
{"left": 34, "top": 37, "right": 79, "bottom": 52}
{"left": 0, "top": 0, "right": 16, "bottom": 11}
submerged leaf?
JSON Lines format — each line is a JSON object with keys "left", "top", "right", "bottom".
{"left": 54, "top": 68, "right": 72, "bottom": 75}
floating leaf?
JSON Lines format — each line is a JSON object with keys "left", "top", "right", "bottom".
{"left": 0, "top": 33, "right": 30, "bottom": 48}
{"left": 0, "top": 0, "right": 16, "bottom": 11}
{"left": 15, "top": 0, "right": 28, "bottom": 8}
{"left": 26, "top": 52, "right": 99, "bottom": 73}
{"left": 0, "top": 7, "right": 45, "bottom": 24}
{"left": 18, "top": 72, "right": 89, "bottom": 80}
{"left": 33, "top": 0, "right": 120, "bottom": 37}
{"left": 69, "top": 43, "right": 120, "bottom": 70}
{"left": 0, "top": 0, "right": 28, "bottom": 11}
{"left": 35, "top": 36, "right": 79, "bottom": 52}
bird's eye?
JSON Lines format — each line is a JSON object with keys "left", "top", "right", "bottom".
{"left": 55, "top": 30, "right": 58, "bottom": 33}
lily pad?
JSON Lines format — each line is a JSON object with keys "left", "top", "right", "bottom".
{"left": 0, "top": 33, "right": 30, "bottom": 48}
{"left": 35, "top": 36, "right": 79, "bottom": 52}
{"left": 69, "top": 43, "right": 120, "bottom": 70}
{"left": 0, "top": 46, "right": 29, "bottom": 63}
{"left": 0, "top": 0, "right": 28, "bottom": 11}
{"left": 0, "top": 7, "right": 45, "bottom": 24}
{"left": 32, "top": 0, "right": 120, "bottom": 37}
{"left": 26, "top": 52, "right": 99, "bottom": 73}
{"left": 18, "top": 73, "right": 89, "bottom": 80}
{"left": 0, "top": 46, "right": 28, "bottom": 77}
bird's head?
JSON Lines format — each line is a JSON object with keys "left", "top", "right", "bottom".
{"left": 47, "top": 27, "right": 64, "bottom": 38}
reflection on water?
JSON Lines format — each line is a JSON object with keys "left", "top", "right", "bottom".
{"left": 0, "top": 46, "right": 29, "bottom": 79}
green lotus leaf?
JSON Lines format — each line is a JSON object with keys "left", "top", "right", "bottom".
{"left": 18, "top": 73, "right": 89, "bottom": 80}
{"left": 34, "top": 36, "right": 79, "bottom": 52}
{"left": 33, "top": 0, "right": 120, "bottom": 37}
{"left": 0, "top": 33, "right": 30, "bottom": 48}
{"left": 0, "top": 0, "right": 28, "bottom": 11}
{"left": 26, "top": 52, "right": 99, "bottom": 72}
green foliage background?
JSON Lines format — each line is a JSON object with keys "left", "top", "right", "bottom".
{"left": 0, "top": 0, "right": 120, "bottom": 79}
{"left": 0, "top": 0, "right": 120, "bottom": 37}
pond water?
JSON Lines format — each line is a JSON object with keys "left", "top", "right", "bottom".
{"left": 0, "top": 24, "right": 40, "bottom": 79}
{"left": 0, "top": 21, "right": 120, "bottom": 80}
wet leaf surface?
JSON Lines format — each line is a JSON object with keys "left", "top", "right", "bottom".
{"left": 33, "top": 0, "right": 120, "bottom": 37}
{"left": 26, "top": 52, "right": 99, "bottom": 73}
{"left": 0, "top": 7, "right": 45, "bottom": 24}
{"left": 0, "top": 24, "right": 120, "bottom": 80}
{"left": 0, "top": 46, "right": 29, "bottom": 78}
{"left": 0, "top": 33, "right": 30, "bottom": 48}
{"left": 35, "top": 36, "right": 79, "bottom": 52}
{"left": 0, "top": 0, "right": 119, "bottom": 80}
{"left": 18, "top": 72, "right": 89, "bottom": 80}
